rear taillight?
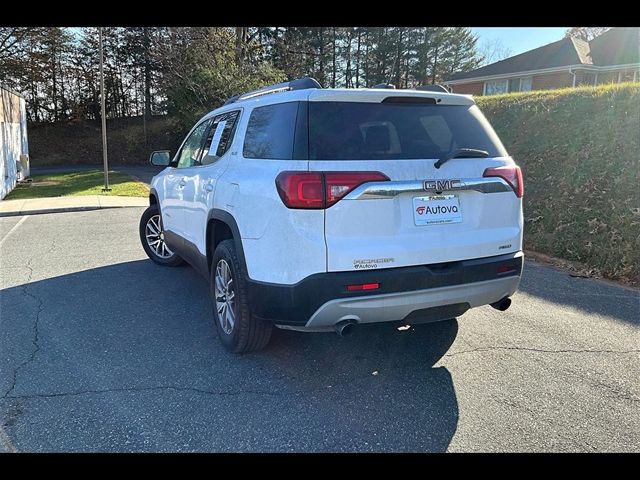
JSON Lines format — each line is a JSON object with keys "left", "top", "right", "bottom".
{"left": 483, "top": 165, "right": 523, "bottom": 198}
{"left": 324, "top": 172, "right": 389, "bottom": 206}
{"left": 275, "top": 171, "right": 389, "bottom": 209}
{"left": 275, "top": 172, "right": 324, "bottom": 209}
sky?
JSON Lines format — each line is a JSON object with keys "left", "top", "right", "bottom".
{"left": 471, "top": 27, "right": 570, "bottom": 57}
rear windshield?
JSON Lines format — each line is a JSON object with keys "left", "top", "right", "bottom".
{"left": 308, "top": 102, "right": 507, "bottom": 160}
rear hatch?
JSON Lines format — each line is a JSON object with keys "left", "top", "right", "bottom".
{"left": 307, "top": 89, "right": 523, "bottom": 272}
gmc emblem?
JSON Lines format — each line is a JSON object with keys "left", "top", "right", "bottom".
{"left": 424, "top": 179, "right": 462, "bottom": 191}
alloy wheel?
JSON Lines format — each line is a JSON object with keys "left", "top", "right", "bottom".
{"left": 215, "top": 259, "right": 236, "bottom": 335}
{"left": 145, "top": 214, "right": 174, "bottom": 259}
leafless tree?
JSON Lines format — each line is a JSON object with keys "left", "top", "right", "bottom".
{"left": 565, "top": 27, "right": 610, "bottom": 42}
{"left": 478, "top": 38, "right": 513, "bottom": 66}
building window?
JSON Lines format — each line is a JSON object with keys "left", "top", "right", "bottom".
{"left": 619, "top": 69, "right": 637, "bottom": 83}
{"left": 484, "top": 77, "right": 532, "bottom": 95}
{"left": 484, "top": 79, "right": 509, "bottom": 95}
{"left": 520, "top": 77, "right": 532, "bottom": 91}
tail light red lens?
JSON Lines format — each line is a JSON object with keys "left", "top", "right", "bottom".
{"left": 347, "top": 283, "right": 380, "bottom": 291}
{"left": 483, "top": 165, "right": 523, "bottom": 198}
{"left": 275, "top": 171, "right": 389, "bottom": 209}
{"left": 275, "top": 172, "right": 324, "bottom": 209}
{"left": 324, "top": 172, "right": 389, "bottom": 207}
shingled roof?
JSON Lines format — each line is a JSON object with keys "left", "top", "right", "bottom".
{"left": 589, "top": 27, "right": 640, "bottom": 66}
{"left": 449, "top": 27, "right": 639, "bottom": 81}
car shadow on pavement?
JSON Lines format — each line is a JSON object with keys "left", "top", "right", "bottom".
{"left": 517, "top": 261, "right": 639, "bottom": 325}
{"left": 2, "top": 259, "right": 459, "bottom": 452}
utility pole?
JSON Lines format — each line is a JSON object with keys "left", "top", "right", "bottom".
{"left": 99, "top": 27, "right": 111, "bottom": 192}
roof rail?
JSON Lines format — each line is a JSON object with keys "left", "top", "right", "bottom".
{"left": 371, "top": 83, "right": 396, "bottom": 89}
{"left": 223, "top": 77, "right": 321, "bottom": 106}
{"left": 416, "top": 84, "right": 450, "bottom": 93}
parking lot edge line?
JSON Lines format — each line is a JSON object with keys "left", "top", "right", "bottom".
{"left": 0, "top": 215, "right": 29, "bottom": 247}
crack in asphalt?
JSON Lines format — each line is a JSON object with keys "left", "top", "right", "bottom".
{"left": 444, "top": 346, "right": 640, "bottom": 358}
{"left": 0, "top": 243, "right": 54, "bottom": 400}
{"left": 3, "top": 384, "right": 333, "bottom": 401}
{"left": 445, "top": 345, "right": 640, "bottom": 405}
{"left": 3, "top": 344, "right": 638, "bottom": 403}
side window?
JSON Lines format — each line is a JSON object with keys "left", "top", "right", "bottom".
{"left": 201, "top": 111, "right": 240, "bottom": 166}
{"left": 176, "top": 120, "right": 211, "bottom": 169}
{"left": 242, "top": 102, "right": 298, "bottom": 160}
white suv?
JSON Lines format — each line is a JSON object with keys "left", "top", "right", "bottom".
{"left": 140, "top": 77, "right": 524, "bottom": 353}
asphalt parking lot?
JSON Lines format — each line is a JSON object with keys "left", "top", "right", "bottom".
{"left": 1, "top": 208, "right": 638, "bottom": 452}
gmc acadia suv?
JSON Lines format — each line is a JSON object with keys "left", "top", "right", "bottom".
{"left": 140, "top": 77, "right": 524, "bottom": 353}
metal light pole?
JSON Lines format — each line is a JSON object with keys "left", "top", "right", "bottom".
{"left": 99, "top": 27, "right": 111, "bottom": 192}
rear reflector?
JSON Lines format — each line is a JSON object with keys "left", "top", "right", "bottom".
{"left": 483, "top": 165, "right": 524, "bottom": 198}
{"left": 497, "top": 265, "right": 516, "bottom": 274}
{"left": 276, "top": 171, "right": 389, "bottom": 209}
{"left": 347, "top": 283, "right": 380, "bottom": 292}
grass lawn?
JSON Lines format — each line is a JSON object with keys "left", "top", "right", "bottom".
{"left": 6, "top": 170, "right": 149, "bottom": 200}
{"left": 478, "top": 82, "right": 640, "bottom": 285}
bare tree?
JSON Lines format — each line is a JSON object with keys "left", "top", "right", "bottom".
{"left": 565, "top": 27, "right": 610, "bottom": 42}
{"left": 478, "top": 38, "right": 513, "bottom": 66}
{"left": 0, "top": 27, "right": 32, "bottom": 60}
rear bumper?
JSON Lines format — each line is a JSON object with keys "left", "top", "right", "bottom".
{"left": 247, "top": 251, "right": 523, "bottom": 327}
{"left": 302, "top": 276, "right": 520, "bottom": 331}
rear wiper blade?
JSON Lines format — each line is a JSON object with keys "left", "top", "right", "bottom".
{"left": 434, "top": 148, "right": 489, "bottom": 169}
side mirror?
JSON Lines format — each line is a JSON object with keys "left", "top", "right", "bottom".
{"left": 150, "top": 150, "right": 171, "bottom": 167}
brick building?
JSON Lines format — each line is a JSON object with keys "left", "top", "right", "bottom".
{"left": 445, "top": 27, "right": 640, "bottom": 96}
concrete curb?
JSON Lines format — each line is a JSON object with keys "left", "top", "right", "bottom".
{"left": 0, "top": 195, "right": 148, "bottom": 218}
{"left": 0, "top": 204, "right": 145, "bottom": 218}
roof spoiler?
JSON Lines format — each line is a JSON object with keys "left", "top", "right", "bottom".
{"left": 415, "top": 84, "right": 450, "bottom": 93}
{"left": 223, "top": 77, "right": 322, "bottom": 105}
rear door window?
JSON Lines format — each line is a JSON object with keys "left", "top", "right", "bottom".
{"left": 201, "top": 110, "right": 240, "bottom": 165}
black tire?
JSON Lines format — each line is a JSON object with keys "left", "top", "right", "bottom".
{"left": 211, "top": 239, "right": 272, "bottom": 353}
{"left": 139, "top": 204, "right": 184, "bottom": 267}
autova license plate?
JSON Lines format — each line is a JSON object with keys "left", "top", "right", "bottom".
{"left": 413, "top": 194, "right": 462, "bottom": 226}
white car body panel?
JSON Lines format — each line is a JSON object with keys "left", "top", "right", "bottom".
{"left": 310, "top": 156, "right": 523, "bottom": 272}
{"left": 149, "top": 85, "right": 523, "bottom": 321}
{"left": 215, "top": 106, "right": 326, "bottom": 284}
